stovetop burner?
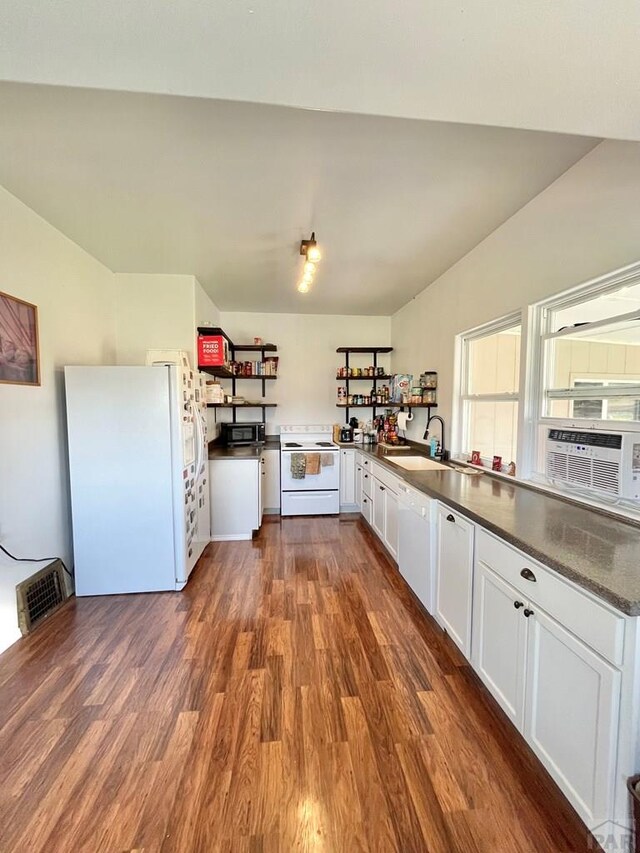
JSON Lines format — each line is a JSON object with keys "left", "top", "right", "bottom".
{"left": 284, "top": 442, "right": 303, "bottom": 448}
{"left": 315, "top": 441, "right": 334, "bottom": 447}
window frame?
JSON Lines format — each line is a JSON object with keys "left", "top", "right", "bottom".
{"left": 526, "top": 260, "right": 640, "bottom": 485}
{"left": 453, "top": 311, "right": 523, "bottom": 469}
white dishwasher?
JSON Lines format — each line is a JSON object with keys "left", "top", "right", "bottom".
{"left": 397, "top": 482, "right": 435, "bottom": 613}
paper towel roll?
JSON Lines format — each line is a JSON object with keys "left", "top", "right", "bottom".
{"left": 397, "top": 411, "right": 413, "bottom": 430}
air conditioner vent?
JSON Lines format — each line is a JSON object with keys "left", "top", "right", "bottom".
{"left": 567, "top": 455, "right": 591, "bottom": 486}
{"left": 16, "top": 560, "right": 70, "bottom": 636}
{"left": 546, "top": 451, "right": 568, "bottom": 480}
{"left": 592, "top": 460, "right": 620, "bottom": 494}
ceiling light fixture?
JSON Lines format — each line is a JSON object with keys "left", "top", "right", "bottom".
{"left": 297, "top": 232, "right": 322, "bottom": 294}
{"left": 300, "top": 232, "right": 322, "bottom": 264}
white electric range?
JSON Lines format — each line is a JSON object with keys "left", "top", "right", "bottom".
{"left": 280, "top": 425, "right": 341, "bottom": 516}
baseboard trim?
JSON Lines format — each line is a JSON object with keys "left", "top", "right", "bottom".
{"left": 210, "top": 533, "right": 253, "bottom": 542}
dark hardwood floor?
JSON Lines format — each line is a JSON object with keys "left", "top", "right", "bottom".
{"left": 0, "top": 517, "right": 595, "bottom": 852}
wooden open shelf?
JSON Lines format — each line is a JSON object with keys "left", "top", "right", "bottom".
{"left": 336, "top": 346, "right": 393, "bottom": 354}
{"left": 207, "top": 403, "right": 278, "bottom": 408}
{"left": 232, "top": 343, "right": 277, "bottom": 353}
{"left": 197, "top": 327, "right": 278, "bottom": 421}
{"left": 336, "top": 403, "right": 437, "bottom": 410}
{"left": 336, "top": 374, "right": 393, "bottom": 381}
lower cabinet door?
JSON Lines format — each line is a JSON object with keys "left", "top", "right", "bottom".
{"left": 361, "top": 493, "right": 372, "bottom": 525}
{"left": 383, "top": 488, "right": 398, "bottom": 560}
{"left": 435, "top": 505, "right": 474, "bottom": 656}
{"left": 355, "top": 464, "right": 363, "bottom": 511}
{"left": 472, "top": 562, "right": 527, "bottom": 729}
{"left": 340, "top": 449, "right": 356, "bottom": 507}
{"left": 524, "top": 606, "right": 620, "bottom": 826}
{"left": 372, "top": 479, "right": 386, "bottom": 540}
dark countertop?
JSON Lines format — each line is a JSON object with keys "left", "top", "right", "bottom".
{"left": 208, "top": 437, "right": 280, "bottom": 460}
{"left": 355, "top": 444, "right": 640, "bottom": 616}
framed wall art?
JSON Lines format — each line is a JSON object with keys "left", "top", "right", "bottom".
{"left": 0, "top": 291, "right": 40, "bottom": 386}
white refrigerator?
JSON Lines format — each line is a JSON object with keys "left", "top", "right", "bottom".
{"left": 64, "top": 363, "right": 210, "bottom": 596}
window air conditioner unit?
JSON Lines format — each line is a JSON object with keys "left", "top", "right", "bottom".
{"left": 545, "top": 427, "right": 640, "bottom": 500}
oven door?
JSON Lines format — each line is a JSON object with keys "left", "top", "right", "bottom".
{"left": 280, "top": 451, "right": 340, "bottom": 491}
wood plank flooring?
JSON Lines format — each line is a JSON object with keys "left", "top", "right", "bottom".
{"left": 0, "top": 517, "right": 595, "bottom": 852}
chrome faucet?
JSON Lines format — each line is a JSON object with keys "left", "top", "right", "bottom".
{"left": 423, "top": 415, "right": 448, "bottom": 460}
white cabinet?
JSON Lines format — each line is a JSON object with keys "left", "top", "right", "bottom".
{"left": 524, "top": 607, "right": 620, "bottom": 826}
{"left": 371, "top": 478, "right": 386, "bottom": 539}
{"left": 259, "top": 459, "right": 264, "bottom": 521}
{"left": 397, "top": 485, "right": 435, "bottom": 613}
{"left": 209, "top": 458, "right": 261, "bottom": 540}
{"left": 355, "top": 463, "right": 363, "bottom": 511}
{"left": 362, "top": 467, "right": 372, "bottom": 499}
{"left": 473, "top": 527, "right": 626, "bottom": 830}
{"left": 361, "top": 492, "right": 372, "bottom": 525}
{"left": 435, "top": 504, "right": 475, "bottom": 656}
{"left": 339, "top": 448, "right": 356, "bottom": 509}
{"left": 261, "top": 448, "right": 280, "bottom": 512}
{"left": 472, "top": 562, "right": 527, "bottom": 728}
{"left": 370, "top": 474, "right": 399, "bottom": 560}
{"left": 384, "top": 487, "right": 398, "bottom": 560}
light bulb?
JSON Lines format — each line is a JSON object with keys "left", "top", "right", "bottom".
{"left": 302, "top": 271, "right": 313, "bottom": 284}
{"left": 304, "top": 261, "right": 316, "bottom": 276}
{"left": 307, "top": 245, "right": 321, "bottom": 263}
{"left": 297, "top": 280, "right": 310, "bottom": 293}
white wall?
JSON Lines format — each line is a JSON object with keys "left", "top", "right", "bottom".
{"left": 219, "top": 311, "right": 391, "bottom": 432}
{"left": 391, "top": 140, "right": 640, "bottom": 448}
{"left": 194, "top": 278, "right": 221, "bottom": 331}
{"left": 115, "top": 273, "right": 216, "bottom": 366}
{"left": 0, "top": 185, "right": 115, "bottom": 572}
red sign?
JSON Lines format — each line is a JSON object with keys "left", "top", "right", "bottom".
{"left": 198, "top": 335, "right": 226, "bottom": 367}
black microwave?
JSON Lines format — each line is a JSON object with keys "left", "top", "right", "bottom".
{"left": 221, "top": 422, "right": 265, "bottom": 446}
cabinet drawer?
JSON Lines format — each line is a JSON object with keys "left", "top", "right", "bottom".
{"left": 371, "top": 462, "right": 401, "bottom": 494}
{"left": 476, "top": 529, "right": 625, "bottom": 666}
{"left": 362, "top": 470, "right": 373, "bottom": 498}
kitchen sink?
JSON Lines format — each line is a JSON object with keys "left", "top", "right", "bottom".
{"left": 388, "top": 456, "right": 448, "bottom": 471}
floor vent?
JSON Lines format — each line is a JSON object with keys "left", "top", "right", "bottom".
{"left": 16, "top": 560, "right": 69, "bottom": 636}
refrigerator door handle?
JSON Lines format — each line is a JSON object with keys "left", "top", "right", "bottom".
{"left": 190, "top": 399, "right": 202, "bottom": 480}
{"left": 193, "top": 405, "right": 207, "bottom": 479}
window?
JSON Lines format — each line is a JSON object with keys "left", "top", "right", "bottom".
{"left": 526, "top": 264, "right": 640, "bottom": 506}
{"left": 457, "top": 316, "right": 521, "bottom": 467}
{"left": 539, "top": 275, "right": 640, "bottom": 426}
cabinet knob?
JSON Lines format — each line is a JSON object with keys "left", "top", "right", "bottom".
{"left": 379, "top": 485, "right": 385, "bottom": 491}
{"left": 364, "top": 474, "right": 368, "bottom": 479}
{"left": 446, "top": 513, "right": 455, "bottom": 522}
{"left": 514, "top": 601, "right": 524, "bottom": 609}
{"left": 520, "top": 568, "right": 537, "bottom": 582}
{"left": 523, "top": 608, "right": 534, "bottom": 618}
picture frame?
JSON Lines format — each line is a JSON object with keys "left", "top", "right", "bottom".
{"left": 0, "top": 291, "right": 40, "bottom": 386}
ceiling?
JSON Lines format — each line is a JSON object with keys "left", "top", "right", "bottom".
{"left": 0, "top": 83, "right": 597, "bottom": 315}
{"left": 0, "top": 1, "right": 638, "bottom": 141}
